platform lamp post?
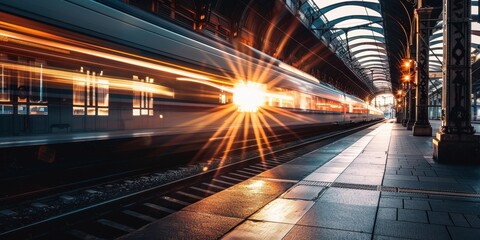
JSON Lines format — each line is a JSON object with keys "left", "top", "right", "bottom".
{"left": 396, "top": 89, "right": 405, "bottom": 123}
{"left": 402, "top": 81, "right": 409, "bottom": 127}
{"left": 401, "top": 58, "right": 416, "bottom": 129}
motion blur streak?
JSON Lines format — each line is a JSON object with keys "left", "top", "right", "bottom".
{"left": 0, "top": 26, "right": 213, "bottom": 81}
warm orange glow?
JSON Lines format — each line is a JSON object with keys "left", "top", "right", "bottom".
{"left": 403, "top": 74, "right": 411, "bottom": 82}
{"left": 233, "top": 81, "right": 266, "bottom": 112}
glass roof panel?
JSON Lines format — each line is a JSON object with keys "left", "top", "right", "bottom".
{"left": 323, "top": 6, "right": 381, "bottom": 21}
{"left": 355, "top": 51, "right": 387, "bottom": 58}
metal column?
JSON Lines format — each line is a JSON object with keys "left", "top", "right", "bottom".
{"left": 413, "top": 7, "right": 433, "bottom": 136}
{"left": 407, "top": 82, "right": 416, "bottom": 130}
{"left": 433, "top": 0, "right": 480, "bottom": 163}
{"left": 402, "top": 86, "right": 409, "bottom": 127}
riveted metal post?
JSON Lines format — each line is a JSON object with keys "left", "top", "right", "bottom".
{"left": 433, "top": 0, "right": 480, "bottom": 163}
{"left": 413, "top": 7, "right": 433, "bottom": 136}
{"left": 407, "top": 82, "right": 416, "bottom": 130}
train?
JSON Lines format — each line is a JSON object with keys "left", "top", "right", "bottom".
{"left": 0, "top": 0, "right": 383, "bottom": 149}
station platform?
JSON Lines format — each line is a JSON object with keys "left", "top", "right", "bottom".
{"left": 121, "top": 120, "right": 480, "bottom": 240}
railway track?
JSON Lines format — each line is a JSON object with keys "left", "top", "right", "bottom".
{"left": 0, "top": 120, "right": 383, "bottom": 239}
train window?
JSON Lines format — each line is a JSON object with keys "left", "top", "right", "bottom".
{"left": 1, "top": 58, "right": 10, "bottom": 103}
{"left": 132, "top": 75, "right": 154, "bottom": 116}
{"left": 30, "top": 105, "right": 48, "bottom": 115}
{"left": 0, "top": 105, "right": 13, "bottom": 114}
{"left": 0, "top": 58, "right": 13, "bottom": 115}
{"left": 73, "top": 68, "right": 109, "bottom": 116}
{"left": 18, "top": 105, "right": 27, "bottom": 115}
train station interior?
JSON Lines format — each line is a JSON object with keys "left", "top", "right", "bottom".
{"left": 1, "top": 0, "right": 480, "bottom": 239}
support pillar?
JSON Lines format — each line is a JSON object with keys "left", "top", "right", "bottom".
{"left": 433, "top": 0, "right": 480, "bottom": 163}
{"left": 402, "top": 88, "right": 409, "bottom": 127}
{"left": 413, "top": 7, "right": 433, "bottom": 136}
{"left": 407, "top": 84, "right": 416, "bottom": 130}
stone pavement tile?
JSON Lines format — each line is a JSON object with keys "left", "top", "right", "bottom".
{"left": 396, "top": 169, "right": 413, "bottom": 176}
{"left": 298, "top": 201, "right": 377, "bottom": 233}
{"left": 397, "top": 209, "right": 428, "bottom": 223}
{"left": 427, "top": 211, "right": 453, "bottom": 226}
{"left": 343, "top": 166, "right": 385, "bottom": 176}
{"left": 403, "top": 199, "right": 431, "bottom": 210}
{"left": 286, "top": 154, "right": 335, "bottom": 166}
{"left": 335, "top": 174, "right": 383, "bottom": 185}
{"left": 465, "top": 214, "right": 480, "bottom": 228}
{"left": 303, "top": 172, "right": 339, "bottom": 182}
{"left": 184, "top": 179, "right": 293, "bottom": 219}
{"left": 222, "top": 220, "right": 293, "bottom": 240}
{"left": 379, "top": 197, "right": 403, "bottom": 208}
{"left": 256, "top": 164, "right": 319, "bottom": 181}
{"left": 447, "top": 226, "right": 480, "bottom": 240}
{"left": 377, "top": 207, "right": 397, "bottom": 220}
{"left": 383, "top": 174, "right": 418, "bottom": 181}
{"left": 250, "top": 199, "right": 314, "bottom": 224}
{"left": 323, "top": 162, "right": 351, "bottom": 168}
{"left": 374, "top": 219, "right": 450, "bottom": 240}
{"left": 418, "top": 176, "right": 457, "bottom": 183}
{"left": 430, "top": 200, "right": 480, "bottom": 215}
{"left": 314, "top": 166, "right": 345, "bottom": 174}
{"left": 449, "top": 213, "right": 470, "bottom": 227}
{"left": 329, "top": 156, "right": 356, "bottom": 163}
{"left": 283, "top": 225, "right": 371, "bottom": 240}
{"left": 319, "top": 188, "right": 380, "bottom": 206}
{"left": 282, "top": 185, "right": 323, "bottom": 200}
{"left": 373, "top": 236, "right": 413, "bottom": 240}
{"left": 121, "top": 210, "right": 242, "bottom": 240}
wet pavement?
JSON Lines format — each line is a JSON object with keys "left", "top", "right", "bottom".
{"left": 122, "top": 120, "right": 480, "bottom": 240}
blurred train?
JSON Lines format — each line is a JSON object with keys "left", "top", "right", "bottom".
{"left": 0, "top": 0, "right": 383, "bottom": 142}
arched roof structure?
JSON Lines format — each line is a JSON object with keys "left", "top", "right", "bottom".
{"left": 299, "top": 0, "right": 392, "bottom": 94}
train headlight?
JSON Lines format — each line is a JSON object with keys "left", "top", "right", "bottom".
{"left": 233, "top": 81, "right": 265, "bottom": 112}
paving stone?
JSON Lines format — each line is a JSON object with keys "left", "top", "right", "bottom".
{"left": 427, "top": 211, "right": 453, "bottom": 226}
{"left": 283, "top": 225, "right": 371, "bottom": 240}
{"left": 184, "top": 179, "right": 293, "bottom": 219}
{"left": 464, "top": 214, "right": 480, "bottom": 228}
{"left": 383, "top": 175, "right": 418, "bottom": 181}
{"left": 403, "top": 199, "right": 430, "bottom": 210}
{"left": 411, "top": 170, "right": 426, "bottom": 176}
{"left": 418, "top": 176, "right": 457, "bottom": 183}
{"left": 250, "top": 199, "right": 314, "bottom": 224}
{"left": 396, "top": 169, "right": 412, "bottom": 176}
{"left": 298, "top": 201, "right": 377, "bottom": 233}
{"left": 377, "top": 207, "right": 397, "bottom": 220}
{"left": 120, "top": 210, "right": 242, "bottom": 240}
{"left": 223, "top": 220, "right": 293, "bottom": 240}
{"left": 374, "top": 219, "right": 450, "bottom": 240}
{"left": 373, "top": 236, "right": 413, "bottom": 240}
{"left": 303, "top": 172, "right": 339, "bottom": 182}
{"left": 447, "top": 226, "right": 480, "bottom": 240}
{"left": 379, "top": 197, "right": 403, "bottom": 208}
{"left": 335, "top": 174, "right": 383, "bottom": 185}
{"left": 450, "top": 213, "right": 470, "bottom": 227}
{"left": 397, "top": 209, "right": 428, "bottom": 223}
{"left": 430, "top": 200, "right": 480, "bottom": 215}
{"left": 282, "top": 185, "right": 323, "bottom": 200}
{"left": 319, "top": 188, "right": 379, "bottom": 206}
{"left": 257, "top": 164, "right": 320, "bottom": 181}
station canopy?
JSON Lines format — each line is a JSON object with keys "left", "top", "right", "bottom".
{"left": 303, "top": 0, "right": 391, "bottom": 94}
